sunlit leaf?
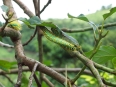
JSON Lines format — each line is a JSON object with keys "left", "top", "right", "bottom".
{"left": 81, "top": 75, "right": 96, "bottom": 84}
{"left": 0, "top": 60, "right": 15, "bottom": 71}
{"left": 85, "top": 45, "right": 116, "bottom": 64}
{"left": 44, "top": 60, "right": 52, "bottom": 66}
{"left": 103, "top": 7, "right": 116, "bottom": 20}
{"left": 0, "top": 5, "right": 9, "bottom": 12}
{"left": 42, "top": 82, "right": 48, "bottom": 87}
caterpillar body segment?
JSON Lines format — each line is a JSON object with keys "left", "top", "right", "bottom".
{"left": 41, "top": 27, "right": 78, "bottom": 51}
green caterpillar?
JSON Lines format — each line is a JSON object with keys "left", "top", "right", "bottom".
{"left": 40, "top": 26, "right": 78, "bottom": 51}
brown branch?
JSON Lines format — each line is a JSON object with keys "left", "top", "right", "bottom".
{"left": 42, "top": 75, "right": 54, "bottom": 87}
{"left": 33, "top": 74, "right": 41, "bottom": 87}
{"left": 33, "top": 0, "right": 44, "bottom": 84}
{"left": 28, "top": 62, "right": 39, "bottom": 87}
{"left": 14, "top": 63, "right": 22, "bottom": 87}
{"left": 40, "top": 0, "right": 52, "bottom": 14}
{"left": 73, "top": 51, "right": 106, "bottom": 87}
{"left": 13, "top": 0, "right": 34, "bottom": 17}
{"left": 0, "top": 67, "right": 92, "bottom": 76}
{"left": 62, "top": 22, "right": 116, "bottom": 33}
{"left": 0, "top": 27, "right": 72, "bottom": 86}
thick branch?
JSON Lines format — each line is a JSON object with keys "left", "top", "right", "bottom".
{"left": 13, "top": 0, "right": 34, "bottom": 17}
{"left": 73, "top": 51, "right": 105, "bottom": 87}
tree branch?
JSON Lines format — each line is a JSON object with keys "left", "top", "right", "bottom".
{"left": 13, "top": 0, "right": 34, "bottom": 17}
{"left": 3, "top": 74, "right": 15, "bottom": 85}
{"left": 33, "top": 74, "right": 41, "bottom": 87}
{"left": 102, "top": 78, "right": 116, "bottom": 87}
{"left": 40, "top": 0, "right": 52, "bottom": 14}
{"left": 62, "top": 22, "right": 116, "bottom": 33}
{"left": 23, "top": 28, "right": 37, "bottom": 46}
{"left": 0, "top": 68, "right": 92, "bottom": 76}
{"left": 0, "top": 27, "right": 73, "bottom": 86}
{"left": 0, "top": 41, "right": 14, "bottom": 48}
{"left": 42, "top": 75, "right": 54, "bottom": 87}
{"left": 73, "top": 51, "right": 106, "bottom": 87}
{"left": 14, "top": 63, "right": 22, "bottom": 87}
{"left": 28, "top": 62, "right": 39, "bottom": 87}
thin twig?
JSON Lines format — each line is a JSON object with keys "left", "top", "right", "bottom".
{"left": 3, "top": 74, "right": 15, "bottom": 85}
{"left": 62, "top": 22, "right": 116, "bottom": 33}
{"left": 1, "top": 13, "right": 13, "bottom": 31}
{"left": 42, "top": 75, "right": 54, "bottom": 87}
{"left": 0, "top": 41, "right": 14, "bottom": 48}
{"left": 0, "top": 82, "right": 5, "bottom": 87}
{"left": 40, "top": 0, "right": 52, "bottom": 14}
{"left": 28, "top": 62, "right": 39, "bottom": 87}
{"left": 14, "top": 63, "right": 22, "bottom": 87}
{"left": 0, "top": 68, "right": 92, "bottom": 75}
{"left": 102, "top": 78, "right": 116, "bottom": 87}
{"left": 33, "top": 74, "right": 41, "bottom": 87}
{"left": 94, "top": 62, "right": 116, "bottom": 75}
{"left": 23, "top": 28, "right": 37, "bottom": 46}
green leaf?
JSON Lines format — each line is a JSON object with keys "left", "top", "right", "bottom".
{"left": 68, "top": 13, "right": 98, "bottom": 32}
{"left": 85, "top": 45, "right": 116, "bottom": 64}
{"left": 112, "top": 57, "right": 116, "bottom": 67}
{"left": 42, "top": 82, "right": 49, "bottom": 87}
{"left": 28, "top": 16, "right": 41, "bottom": 25}
{"left": 0, "top": 36, "right": 2, "bottom": 41}
{"left": 18, "top": 17, "right": 35, "bottom": 29}
{"left": 103, "top": 7, "right": 116, "bottom": 20}
{"left": 68, "top": 13, "right": 89, "bottom": 22}
{"left": 44, "top": 60, "right": 52, "bottom": 66}
{"left": 40, "top": 22, "right": 57, "bottom": 28}
{"left": 0, "top": 60, "right": 14, "bottom": 71}
{"left": 21, "top": 73, "right": 28, "bottom": 87}
{"left": 0, "top": 5, "right": 9, "bottom": 12}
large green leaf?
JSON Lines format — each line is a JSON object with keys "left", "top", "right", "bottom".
{"left": 40, "top": 22, "right": 57, "bottom": 28}
{"left": 68, "top": 13, "right": 89, "bottom": 22}
{"left": 68, "top": 13, "right": 98, "bottom": 31}
{"left": 28, "top": 16, "right": 41, "bottom": 25}
{"left": 103, "top": 7, "right": 116, "bottom": 20}
{"left": 0, "top": 5, "right": 9, "bottom": 13}
{"left": 85, "top": 45, "right": 116, "bottom": 64}
{"left": 0, "top": 60, "right": 16, "bottom": 71}
{"left": 18, "top": 17, "right": 35, "bottom": 29}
